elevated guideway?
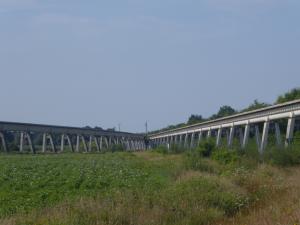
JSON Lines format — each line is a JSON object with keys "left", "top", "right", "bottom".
{"left": 149, "top": 100, "right": 300, "bottom": 153}
{"left": 0, "top": 121, "right": 145, "bottom": 153}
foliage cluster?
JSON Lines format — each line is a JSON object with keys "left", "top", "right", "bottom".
{"left": 151, "top": 88, "right": 300, "bottom": 133}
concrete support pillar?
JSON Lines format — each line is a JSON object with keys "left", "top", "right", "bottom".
{"left": 228, "top": 126, "right": 235, "bottom": 148}
{"left": 66, "top": 135, "right": 74, "bottom": 152}
{"left": 285, "top": 114, "right": 295, "bottom": 147}
{"left": 99, "top": 137, "right": 103, "bottom": 151}
{"left": 274, "top": 123, "right": 282, "bottom": 147}
{"left": 0, "top": 132, "right": 8, "bottom": 152}
{"left": 254, "top": 125, "right": 261, "bottom": 148}
{"left": 198, "top": 131, "right": 203, "bottom": 146}
{"left": 48, "top": 134, "right": 56, "bottom": 152}
{"left": 179, "top": 135, "right": 183, "bottom": 146}
{"left": 76, "top": 135, "right": 80, "bottom": 152}
{"left": 135, "top": 140, "right": 139, "bottom": 150}
{"left": 94, "top": 137, "right": 100, "bottom": 152}
{"left": 174, "top": 135, "right": 178, "bottom": 145}
{"left": 42, "top": 133, "right": 47, "bottom": 152}
{"left": 226, "top": 129, "right": 230, "bottom": 145}
{"left": 60, "top": 134, "right": 65, "bottom": 152}
{"left": 20, "top": 132, "right": 24, "bottom": 152}
{"left": 88, "top": 136, "right": 93, "bottom": 152}
{"left": 260, "top": 120, "right": 270, "bottom": 154}
{"left": 184, "top": 133, "right": 188, "bottom": 148}
{"left": 130, "top": 140, "right": 134, "bottom": 151}
{"left": 105, "top": 137, "right": 109, "bottom": 149}
{"left": 136, "top": 140, "right": 139, "bottom": 150}
{"left": 125, "top": 140, "right": 130, "bottom": 151}
{"left": 190, "top": 132, "right": 195, "bottom": 148}
{"left": 20, "top": 132, "right": 35, "bottom": 153}
{"left": 26, "top": 133, "right": 35, "bottom": 154}
{"left": 128, "top": 140, "right": 132, "bottom": 151}
{"left": 207, "top": 129, "right": 212, "bottom": 139}
{"left": 81, "top": 136, "right": 88, "bottom": 152}
{"left": 216, "top": 128, "right": 222, "bottom": 147}
{"left": 242, "top": 123, "right": 250, "bottom": 149}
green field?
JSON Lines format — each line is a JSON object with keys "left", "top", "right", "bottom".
{"left": 0, "top": 149, "right": 300, "bottom": 225}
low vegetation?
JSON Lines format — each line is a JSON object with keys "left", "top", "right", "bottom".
{"left": 0, "top": 140, "right": 300, "bottom": 225}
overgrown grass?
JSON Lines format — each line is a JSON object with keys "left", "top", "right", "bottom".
{"left": 0, "top": 145, "right": 298, "bottom": 225}
{"left": 0, "top": 153, "right": 169, "bottom": 217}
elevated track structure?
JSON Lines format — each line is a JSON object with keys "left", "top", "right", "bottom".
{"left": 0, "top": 122, "right": 145, "bottom": 153}
{"left": 149, "top": 100, "right": 300, "bottom": 153}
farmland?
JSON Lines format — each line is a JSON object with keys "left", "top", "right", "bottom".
{"left": 0, "top": 149, "right": 300, "bottom": 225}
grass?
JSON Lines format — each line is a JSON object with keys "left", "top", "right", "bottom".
{"left": 0, "top": 148, "right": 300, "bottom": 225}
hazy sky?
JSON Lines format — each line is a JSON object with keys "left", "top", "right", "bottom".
{"left": 0, "top": 0, "right": 299, "bottom": 132}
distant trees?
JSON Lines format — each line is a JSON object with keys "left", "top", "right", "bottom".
{"left": 276, "top": 88, "right": 300, "bottom": 104}
{"left": 187, "top": 114, "right": 204, "bottom": 125}
{"left": 210, "top": 105, "right": 236, "bottom": 120}
{"left": 150, "top": 88, "right": 300, "bottom": 134}
{"left": 107, "top": 128, "right": 116, "bottom": 132}
{"left": 242, "top": 100, "right": 270, "bottom": 112}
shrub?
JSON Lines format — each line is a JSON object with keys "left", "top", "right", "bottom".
{"left": 211, "top": 149, "right": 240, "bottom": 165}
{"left": 184, "top": 153, "right": 221, "bottom": 174}
{"left": 264, "top": 146, "right": 300, "bottom": 166}
{"left": 110, "top": 144, "right": 125, "bottom": 153}
{"left": 195, "top": 138, "right": 216, "bottom": 157}
{"left": 164, "top": 177, "right": 249, "bottom": 218}
{"left": 154, "top": 145, "right": 169, "bottom": 154}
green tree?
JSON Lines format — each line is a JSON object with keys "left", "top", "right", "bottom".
{"left": 242, "top": 99, "right": 270, "bottom": 112}
{"left": 210, "top": 105, "right": 236, "bottom": 120}
{"left": 187, "top": 114, "right": 204, "bottom": 125}
{"left": 277, "top": 88, "right": 300, "bottom": 104}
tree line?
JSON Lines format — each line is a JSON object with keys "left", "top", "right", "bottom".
{"left": 150, "top": 88, "right": 300, "bottom": 134}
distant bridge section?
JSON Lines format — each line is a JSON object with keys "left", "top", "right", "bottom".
{"left": 149, "top": 100, "right": 300, "bottom": 153}
{"left": 0, "top": 121, "right": 145, "bottom": 153}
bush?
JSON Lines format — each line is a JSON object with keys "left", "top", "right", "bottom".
{"left": 264, "top": 147, "right": 300, "bottom": 166}
{"left": 169, "top": 144, "right": 185, "bottom": 154}
{"left": 195, "top": 138, "right": 216, "bottom": 157}
{"left": 211, "top": 149, "right": 240, "bottom": 165}
{"left": 164, "top": 177, "right": 248, "bottom": 218}
{"left": 154, "top": 145, "right": 169, "bottom": 154}
{"left": 110, "top": 144, "right": 125, "bottom": 153}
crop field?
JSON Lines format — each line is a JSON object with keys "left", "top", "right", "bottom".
{"left": 0, "top": 148, "right": 300, "bottom": 225}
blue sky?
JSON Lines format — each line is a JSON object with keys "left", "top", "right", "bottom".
{"left": 0, "top": 0, "right": 299, "bottom": 132}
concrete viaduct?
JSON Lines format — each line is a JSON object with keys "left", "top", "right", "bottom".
{"left": 0, "top": 122, "right": 145, "bottom": 153}
{"left": 148, "top": 100, "right": 300, "bottom": 154}
{"left": 0, "top": 99, "right": 300, "bottom": 154}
